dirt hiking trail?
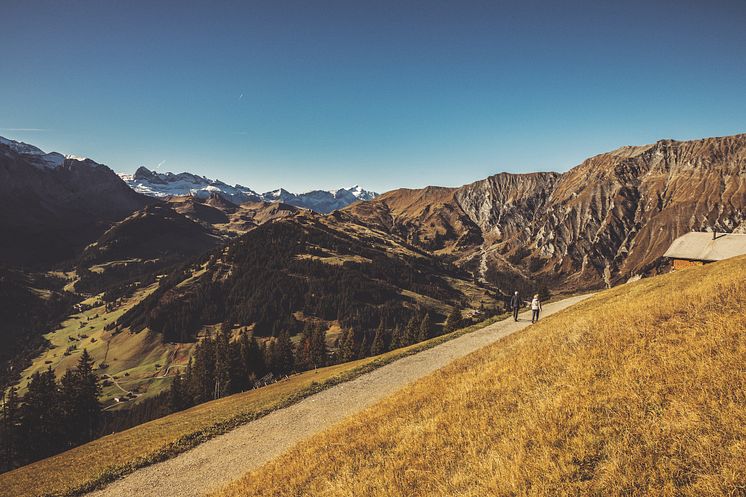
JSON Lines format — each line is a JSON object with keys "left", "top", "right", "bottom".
{"left": 88, "top": 294, "right": 592, "bottom": 497}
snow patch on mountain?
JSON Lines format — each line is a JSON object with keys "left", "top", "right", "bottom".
{"left": 119, "top": 166, "right": 261, "bottom": 205}
{"left": 65, "top": 154, "right": 90, "bottom": 162}
{"left": 0, "top": 135, "right": 377, "bottom": 213}
{"left": 120, "top": 166, "right": 378, "bottom": 213}
{"left": 0, "top": 136, "right": 66, "bottom": 168}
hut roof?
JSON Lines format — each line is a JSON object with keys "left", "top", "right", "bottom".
{"left": 663, "top": 232, "right": 746, "bottom": 262}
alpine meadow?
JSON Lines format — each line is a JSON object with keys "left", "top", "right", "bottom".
{"left": 1, "top": 2, "right": 745, "bottom": 496}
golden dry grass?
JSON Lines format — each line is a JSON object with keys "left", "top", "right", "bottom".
{"left": 214, "top": 256, "right": 746, "bottom": 497}
{"left": 0, "top": 312, "right": 506, "bottom": 497}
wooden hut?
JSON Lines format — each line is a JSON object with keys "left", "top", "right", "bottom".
{"left": 663, "top": 232, "right": 746, "bottom": 270}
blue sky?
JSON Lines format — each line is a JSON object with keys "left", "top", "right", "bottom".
{"left": 2, "top": 0, "right": 745, "bottom": 193}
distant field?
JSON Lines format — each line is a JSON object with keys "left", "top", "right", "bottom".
{"left": 214, "top": 256, "right": 746, "bottom": 497}
{"left": 12, "top": 282, "right": 187, "bottom": 408}
{"left": 0, "top": 312, "right": 508, "bottom": 497}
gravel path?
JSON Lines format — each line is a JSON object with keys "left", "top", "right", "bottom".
{"left": 87, "top": 294, "right": 592, "bottom": 497}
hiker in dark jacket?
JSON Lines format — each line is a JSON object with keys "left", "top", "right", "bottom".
{"left": 510, "top": 291, "right": 521, "bottom": 321}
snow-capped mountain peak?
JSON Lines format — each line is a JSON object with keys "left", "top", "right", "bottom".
{"left": 119, "top": 166, "right": 378, "bottom": 213}
{"left": 342, "top": 185, "right": 377, "bottom": 200}
{"left": 65, "top": 154, "right": 90, "bottom": 162}
{"left": 119, "top": 166, "right": 261, "bottom": 204}
{"left": 0, "top": 136, "right": 70, "bottom": 169}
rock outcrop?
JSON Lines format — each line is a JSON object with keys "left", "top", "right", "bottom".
{"left": 347, "top": 134, "right": 746, "bottom": 290}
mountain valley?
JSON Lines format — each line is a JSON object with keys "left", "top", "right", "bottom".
{"left": 1, "top": 132, "right": 744, "bottom": 479}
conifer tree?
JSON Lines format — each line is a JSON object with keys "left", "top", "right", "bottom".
{"left": 417, "top": 313, "right": 432, "bottom": 342}
{"left": 228, "top": 337, "right": 245, "bottom": 393}
{"left": 214, "top": 331, "right": 231, "bottom": 398}
{"left": 168, "top": 372, "right": 187, "bottom": 412}
{"left": 390, "top": 324, "right": 404, "bottom": 350}
{"left": 184, "top": 357, "right": 196, "bottom": 405}
{"left": 274, "top": 331, "right": 295, "bottom": 375}
{"left": 445, "top": 305, "right": 463, "bottom": 332}
{"left": 309, "top": 328, "right": 327, "bottom": 368}
{"left": 357, "top": 331, "right": 369, "bottom": 359}
{"left": 237, "top": 331, "right": 257, "bottom": 389}
{"left": 339, "top": 328, "right": 357, "bottom": 362}
{"left": 370, "top": 320, "right": 387, "bottom": 356}
{"left": 1, "top": 387, "right": 20, "bottom": 472}
{"left": 404, "top": 315, "right": 419, "bottom": 345}
{"left": 20, "top": 368, "right": 64, "bottom": 462}
{"left": 295, "top": 329, "right": 313, "bottom": 371}
{"left": 192, "top": 338, "right": 216, "bottom": 403}
{"left": 262, "top": 340, "right": 275, "bottom": 376}
{"left": 61, "top": 349, "right": 101, "bottom": 446}
{"left": 246, "top": 334, "right": 265, "bottom": 378}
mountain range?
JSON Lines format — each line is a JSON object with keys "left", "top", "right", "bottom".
{"left": 120, "top": 166, "right": 378, "bottom": 213}
{"left": 346, "top": 134, "right": 746, "bottom": 289}
{"left": 1, "top": 131, "right": 745, "bottom": 417}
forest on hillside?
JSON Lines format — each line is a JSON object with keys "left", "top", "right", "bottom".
{"left": 0, "top": 268, "right": 74, "bottom": 389}
{"left": 115, "top": 218, "right": 471, "bottom": 342}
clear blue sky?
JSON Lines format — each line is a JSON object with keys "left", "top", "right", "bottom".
{"left": 2, "top": 0, "right": 745, "bottom": 193}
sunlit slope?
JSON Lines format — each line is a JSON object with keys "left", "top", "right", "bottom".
{"left": 12, "top": 283, "right": 188, "bottom": 408}
{"left": 0, "top": 316, "right": 505, "bottom": 497}
{"left": 216, "top": 255, "right": 746, "bottom": 497}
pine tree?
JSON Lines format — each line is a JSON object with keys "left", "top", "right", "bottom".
{"left": 247, "top": 335, "right": 265, "bottom": 378}
{"left": 404, "top": 315, "right": 419, "bottom": 345}
{"left": 274, "top": 331, "right": 295, "bottom": 375}
{"left": 370, "top": 321, "right": 387, "bottom": 356}
{"left": 168, "top": 372, "right": 187, "bottom": 412}
{"left": 183, "top": 357, "right": 196, "bottom": 405}
{"left": 309, "top": 329, "right": 327, "bottom": 369}
{"left": 61, "top": 349, "right": 102, "bottom": 446}
{"left": 339, "top": 328, "right": 357, "bottom": 362}
{"left": 417, "top": 313, "right": 432, "bottom": 342}
{"left": 239, "top": 331, "right": 264, "bottom": 389}
{"left": 1, "top": 387, "right": 20, "bottom": 471}
{"left": 263, "top": 340, "right": 276, "bottom": 377}
{"left": 228, "top": 337, "right": 245, "bottom": 393}
{"left": 192, "top": 338, "right": 216, "bottom": 403}
{"left": 20, "top": 368, "right": 64, "bottom": 463}
{"left": 390, "top": 324, "right": 404, "bottom": 350}
{"left": 357, "top": 331, "right": 369, "bottom": 359}
{"left": 445, "top": 306, "right": 463, "bottom": 332}
{"left": 295, "top": 329, "right": 312, "bottom": 371}
{"left": 311, "top": 328, "right": 329, "bottom": 367}
{"left": 214, "top": 331, "right": 231, "bottom": 399}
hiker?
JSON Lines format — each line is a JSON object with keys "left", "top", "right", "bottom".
{"left": 510, "top": 291, "right": 521, "bottom": 321}
{"left": 531, "top": 294, "right": 542, "bottom": 323}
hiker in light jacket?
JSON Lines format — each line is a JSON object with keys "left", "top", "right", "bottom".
{"left": 510, "top": 291, "right": 521, "bottom": 321}
{"left": 531, "top": 294, "right": 542, "bottom": 323}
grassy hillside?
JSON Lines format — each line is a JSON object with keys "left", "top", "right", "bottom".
{"left": 11, "top": 283, "right": 189, "bottom": 408}
{"left": 0, "top": 269, "right": 73, "bottom": 388}
{"left": 214, "top": 256, "right": 746, "bottom": 497}
{"left": 0, "top": 314, "right": 507, "bottom": 497}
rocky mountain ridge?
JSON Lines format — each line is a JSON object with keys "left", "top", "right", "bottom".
{"left": 0, "top": 137, "right": 153, "bottom": 266}
{"left": 346, "top": 134, "right": 746, "bottom": 290}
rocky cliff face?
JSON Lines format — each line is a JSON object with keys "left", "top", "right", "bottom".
{"left": 525, "top": 135, "right": 746, "bottom": 288}
{"left": 347, "top": 134, "right": 746, "bottom": 291}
